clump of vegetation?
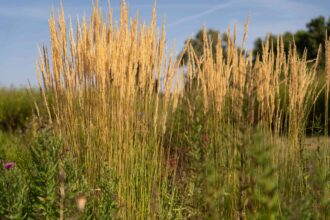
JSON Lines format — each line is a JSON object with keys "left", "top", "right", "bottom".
{"left": 0, "top": 132, "right": 119, "bottom": 219}
{"left": 37, "top": 1, "right": 184, "bottom": 218}
{"left": 0, "top": 1, "right": 329, "bottom": 219}
{"left": 0, "top": 88, "right": 35, "bottom": 132}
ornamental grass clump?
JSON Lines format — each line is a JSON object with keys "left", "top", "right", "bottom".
{"left": 37, "top": 0, "right": 184, "bottom": 218}
{"left": 180, "top": 20, "right": 324, "bottom": 218}
{"left": 36, "top": 0, "right": 330, "bottom": 218}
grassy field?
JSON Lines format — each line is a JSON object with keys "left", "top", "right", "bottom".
{"left": 0, "top": 1, "right": 329, "bottom": 219}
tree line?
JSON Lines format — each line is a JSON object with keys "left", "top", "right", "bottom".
{"left": 182, "top": 16, "right": 330, "bottom": 67}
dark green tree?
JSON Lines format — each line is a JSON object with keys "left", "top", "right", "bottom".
{"left": 181, "top": 29, "right": 229, "bottom": 64}
{"left": 306, "top": 16, "right": 327, "bottom": 60}
{"left": 253, "top": 16, "right": 330, "bottom": 67}
{"left": 253, "top": 32, "right": 293, "bottom": 60}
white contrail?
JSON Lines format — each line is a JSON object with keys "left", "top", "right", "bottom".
{"left": 167, "top": 0, "right": 234, "bottom": 28}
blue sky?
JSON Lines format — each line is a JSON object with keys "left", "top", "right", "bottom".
{"left": 0, "top": 0, "right": 329, "bottom": 86}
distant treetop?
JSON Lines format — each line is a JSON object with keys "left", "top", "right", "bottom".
{"left": 181, "top": 16, "right": 330, "bottom": 68}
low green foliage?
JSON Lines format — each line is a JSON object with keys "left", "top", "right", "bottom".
{"left": 248, "top": 132, "right": 279, "bottom": 220}
{"left": 0, "top": 165, "right": 30, "bottom": 219}
{"left": 28, "top": 132, "right": 61, "bottom": 218}
{"left": 0, "top": 88, "right": 35, "bottom": 132}
{"left": 0, "top": 132, "right": 118, "bottom": 219}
